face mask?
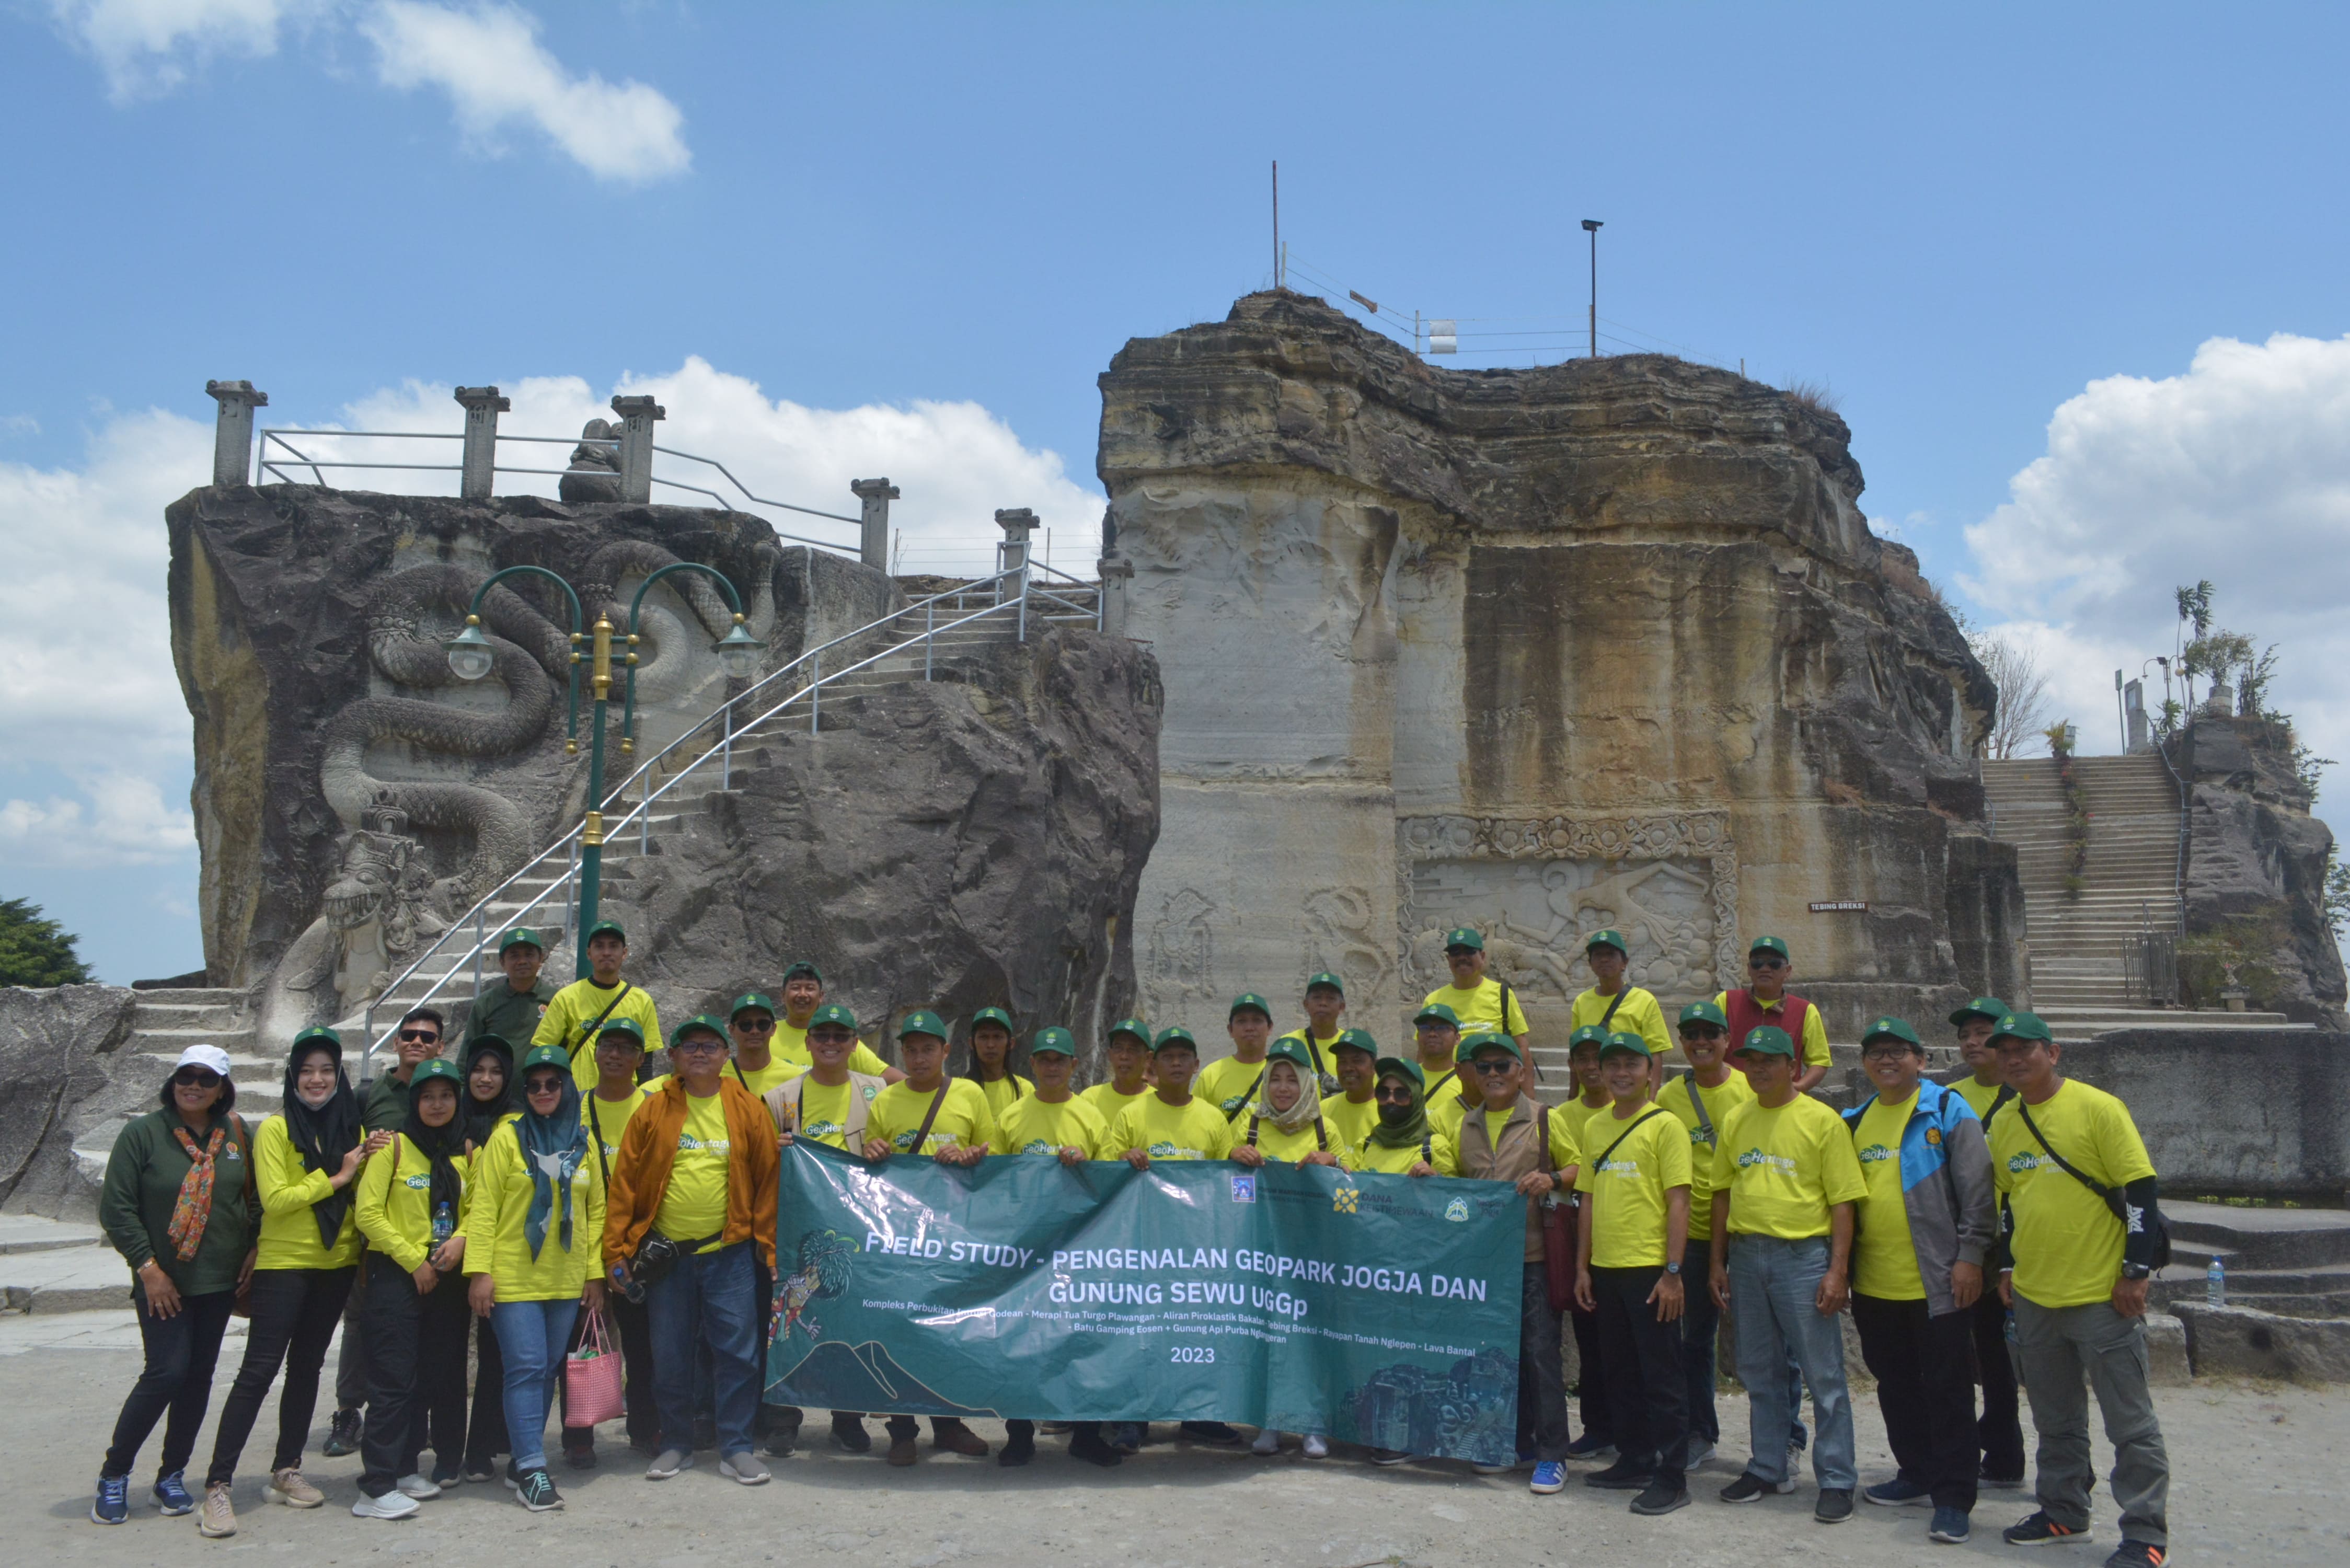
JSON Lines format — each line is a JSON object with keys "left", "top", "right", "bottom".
{"left": 1377, "top": 1100, "right": 1416, "bottom": 1127}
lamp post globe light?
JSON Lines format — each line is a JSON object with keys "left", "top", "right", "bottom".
{"left": 444, "top": 560, "right": 764, "bottom": 978}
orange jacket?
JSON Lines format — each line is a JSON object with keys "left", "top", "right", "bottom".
{"left": 603, "top": 1076, "right": 778, "bottom": 1274}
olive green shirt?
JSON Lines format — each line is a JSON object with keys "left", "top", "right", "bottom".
{"left": 363, "top": 1068, "right": 423, "bottom": 1134}
{"left": 466, "top": 978, "right": 558, "bottom": 1051}
{"left": 98, "top": 1108, "right": 262, "bottom": 1298}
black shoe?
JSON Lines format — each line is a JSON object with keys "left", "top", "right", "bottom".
{"left": 1980, "top": 1463, "right": 2027, "bottom": 1490}
{"left": 322, "top": 1409, "right": 363, "bottom": 1458}
{"left": 2005, "top": 1511, "right": 2095, "bottom": 1547}
{"left": 629, "top": 1434, "right": 661, "bottom": 1458}
{"left": 1585, "top": 1461, "right": 1657, "bottom": 1491}
{"left": 764, "top": 1423, "right": 799, "bottom": 1459}
{"left": 1816, "top": 1489, "right": 1854, "bottom": 1524}
{"left": 462, "top": 1456, "right": 498, "bottom": 1484}
{"left": 1179, "top": 1421, "right": 1242, "bottom": 1445}
{"left": 1630, "top": 1483, "right": 1690, "bottom": 1516}
{"left": 1720, "top": 1471, "right": 1797, "bottom": 1503}
{"left": 1068, "top": 1428, "right": 1123, "bottom": 1468}
{"left": 563, "top": 1444, "right": 596, "bottom": 1471}
{"left": 1562, "top": 1431, "right": 1617, "bottom": 1460}
{"left": 1107, "top": 1422, "right": 1144, "bottom": 1454}
{"left": 830, "top": 1416, "right": 872, "bottom": 1454}
{"left": 2103, "top": 1543, "right": 2166, "bottom": 1568}
{"left": 999, "top": 1432, "right": 1035, "bottom": 1467}
{"left": 514, "top": 1468, "right": 563, "bottom": 1513}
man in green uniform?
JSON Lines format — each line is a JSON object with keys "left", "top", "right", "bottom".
{"left": 467, "top": 928, "right": 558, "bottom": 1050}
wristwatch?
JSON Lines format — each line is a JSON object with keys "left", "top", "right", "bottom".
{"left": 2119, "top": 1262, "right": 2152, "bottom": 1281}
{"left": 1663, "top": 1261, "right": 1683, "bottom": 1276}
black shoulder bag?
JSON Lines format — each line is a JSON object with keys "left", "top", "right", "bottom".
{"left": 563, "top": 981, "right": 635, "bottom": 1065}
{"left": 2013, "top": 1098, "right": 2170, "bottom": 1269}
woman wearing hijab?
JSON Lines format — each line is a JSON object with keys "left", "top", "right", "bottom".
{"left": 350, "top": 1058, "right": 473, "bottom": 1518}
{"left": 1353, "top": 1057, "right": 1434, "bottom": 1175}
{"left": 1228, "top": 1039, "right": 1343, "bottom": 1459}
{"left": 90, "top": 1045, "right": 260, "bottom": 1528}
{"left": 461, "top": 1044, "right": 606, "bottom": 1513}
{"left": 201, "top": 1027, "right": 388, "bottom": 1536}
{"left": 457, "top": 1033, "right": 519, "bottom": 1478}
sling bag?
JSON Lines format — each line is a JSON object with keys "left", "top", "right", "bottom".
{"left": 2013, "top": 1097, "right": 2171, "bottom": 1269}
{"left": 1245, "top": 1113, "right": 1328, "bottom": 1151}
{"left": 561, "top": 981, "right": 635, "bottom": 1066}
{"left": 906, "top": 1079, "right": 950, "bottom": 1155}
{"left": 1680, "top": 1069, "right": 1715, "bottom": 1143}
{"left": 1588, "top": 1107, "right": 1671, "bottom": 1173}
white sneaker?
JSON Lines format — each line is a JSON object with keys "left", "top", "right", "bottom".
{"left": 394, "top": 1473, "right": 441, "bottom": 1499}
{"left": 1251, "top": 1429, "right": 1282, "bottom": 1456}
{"left": 1302, "top": 1435, "right": 1329, "bottom": 1459}
{"left": 1685, "top": 1437, "right": 1718, "bottom": 1470}
{"left": 350, "top": 1490, "right": 419, "bottom": 1520}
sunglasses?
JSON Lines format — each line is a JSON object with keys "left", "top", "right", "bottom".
{"left": 1373, "top": 1085, "right": 1415, "bottom": 1102}
{"left": 398, "top": 1029, "right": 440, "bottom": 1043}
{"left": 1444, "top": 948, "right": 1478, "bottom": 959}
{"left": 524, "top": 1075, "right": 567, "bottom": 1094}
{"left": 1748, "top": 956, "right": 1787, "bottom": 970}
{"left": 172, "top": 1067, "right": 222, "bottom": 1088}
{"left": 733, "top": 1017, "right": 776, "bottom": 1032}
{"left": 1468, "top": 1059, "right": 1517, "bottom": 1076}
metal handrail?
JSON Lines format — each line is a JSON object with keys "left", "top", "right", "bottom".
{"left": 2152, "top": 728, "right": 2193, "bottom": 937}
{"left": 358, "top": 567, "right": 1029, "bottom": 1067}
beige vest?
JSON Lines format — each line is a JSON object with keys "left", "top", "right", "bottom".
{"left": 1456, "top": 1097, "right": 1562, "bottom": 1262}
{"left": 763, "top": 1071, "right": 885, "bottom": 1147}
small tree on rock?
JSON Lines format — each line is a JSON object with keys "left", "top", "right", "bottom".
{"left": 0, "top": 897, "right": 95, "bottom": 987}
{"left": 1971, "top": 631, "right": 2053, "bottom": 759}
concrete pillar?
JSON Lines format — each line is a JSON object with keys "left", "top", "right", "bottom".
{"left": 994, "top": 508, "right": 1037, "bottom": 608}
{"left": 610, "top": 395, "right": 665, "bottom": 503}
{"left": 454, "top": 386, "right": 511, "bottom": 500}
{"left": 1098, "top": 551, "right": 1134, "bottom": 637}
{"left": 205, "top": 380, "right": 268, "bottom": 487}
{"left": 851, "top": 477, "right": 900, "bottom": 572}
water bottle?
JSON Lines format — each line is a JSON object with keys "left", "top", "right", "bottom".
{"left": 2206, "top": 1257, "right": 2226, "bottom": 1308}
{"left": 431, "top": 1201, "right": 454, "bottom": 1245}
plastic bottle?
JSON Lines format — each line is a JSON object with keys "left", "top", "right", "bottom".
{"left": 2206, "top": 1256, "right": 2226, "bottom": 1309}
{"left": 432, "top": 1201, "right": 454, "bottom": 1245}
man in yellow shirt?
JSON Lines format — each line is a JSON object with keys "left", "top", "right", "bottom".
{"left": 1412, "top": 1004, "right": 1471, "bottom": 1140}
{"left": 769, "top": 962, "right": 901, "bottom": 1082}
{"left": 1707, "top": 1024, "right": 1864, "bottom": 1521}
{"left": 1420, "top": 928, "right": 1530, "bottom": 1054}
{"left": 1322, "top": 1028, "right": 1380, "bottom": 1152}
{"left": 1570, "top": 929, "right": 1672, "bottom": 1059}
{"left": 1840, "top": 1017, "right": 1997, "bottom": 1543}
{"left": 1655, "top": 999, "right": 1753, "bottom": 1471}
{"left": 1573, "top": 1032, "right": 1692, "bottom": 1514}
{"left": 720, "top": 993, "right": 803, "bottom": 1096}
{"left": 1078, "top": 1018, "right": 1153, "bottom": 1125}
{"left": 1942, "top": 995, "right": 2022, "bottom": 1489}
{"left": 1714, "top": 936, "right": 1831, "bottom": 1093}
{"left": 1987, "top": 1013, "right": 2169, "bottom": 1566}
{"left": 1275, "top": 973, "right": 1347, "bottom": 1091}
{"left": 1558, "top": 1022, "right": 1617, "bottom": 1462}
{"left": 1194, "top": 994, "right": 1276, "bottom": 1120}
{"left": 532, "top": 920, "right": 662, "bottom": 1088}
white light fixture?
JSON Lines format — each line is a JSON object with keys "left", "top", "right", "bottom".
{"left": 1429, "top": 320, "right": 1457, "bottom": 355}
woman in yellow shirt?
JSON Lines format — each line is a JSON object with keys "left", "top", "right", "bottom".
{"left": 463, "top": 1045, "right": 605, "bottom": 1513}
{"left": 351, "top": 1058, "right": 471, "bottom": 1517}
{"left": 1352, "top": 1057, "right": 1436, "bottom": 1175}
{"left": 456, "top": 1034, "right": 519, "bottom": 1477}
{"left": 1229, "top": 1039, "right": 1340, "bottom": 1459}
{"left": 203, "top": 1028, "right": 387, "bottom": 1530}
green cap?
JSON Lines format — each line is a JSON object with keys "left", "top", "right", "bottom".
{"left": 1599, "top": 1031, "right": 1653, "bottom": 1059}
{"left": 410, "top": 1058, "right": 464, "bottom": 1091}
{"left": 1734, "top": 1024, "right": 1795, "bottom": 1059}
{"left": 729, "top": 991, "right": 778, "bottom": 1021}
{"left": 1584, "top": 928, "right": 1630, "bottom": 956}
{"left": 291, "top": 1025, "right": 342, "bottom": 1055}
{"left": 1566, "top": 1023, "right": 1609, "bottom": 1053}
{"left": 497, "top": 927, "right": 544, "bottom": 954}
{"left": 584, "top": 918, "right": 627, "bottom": 944}
{"left": 1228, "top": 993, "right": 1273, "bottom": 1021}
{"left": 1264, "top": 1037, "right": 1316, "bottom": 1071}
{"left": 897, "top": 1009, "right": 948, "bottom": 1042}
{"left": 1105, "top": 1017, "right": 1150, "bottom": 1046}
{"left": 1304, "top": 972, "right": 1344, "bottom": 996}
{"left": 670, "top": 1014, "right": 729, "bottom": 1048}
{"left": 1949, "top": 995, "right": 2010, "bottom": 1028}
{"left": 1989, "top": 1010, "right": 2054, "bottom": 1045}
{"left": 594, "top": 1016, "right": 647, "bottom": 1046}
{"left": 1374, "top": 1056, "right": 1425, "bottom": 1088}
{"left": 1413, "top": 1002, "right": 1461, "bottom": 1029}
{"left": 1458, "top": 1031, "right": 1522, "bottom": 1063}
{"left": 781, "top": 960, "right": 823, "bottom": 985}
{"left": 520, "top": 1044, "right": 570, "bottom": 1075}
{"left": 1747, "top": 934, "right": 1790, "bottom": 961}
{"left": 1332, "top": 1027, "right": 1377, "bottom": 1057}
{"left": 1030, "top": 1026, "right": 1077, "bottom": 1057}
{"left": 1677, "top": 999, "right": 1729, "bottom": 1031}
{"left": 1442, "top": 927, "right": 1484, "bottom": 952}
{"left": 1151, "top": 1025, "right": 1200, "bottom": 1054}
{"left": 1861, "top": 1016, "right": 1924, "bottom": 1049}
{"left": 970, "top": 1007, "right": 1014, "bottom": 1034}
{"left": 808, "top": 1002, "right": 858, "bottom": 1032}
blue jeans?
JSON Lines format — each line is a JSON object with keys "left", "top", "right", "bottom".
{"left": 491, "top": 1298, "right": 580, "bottom": 1472}
{"left": 1726, "top": 1235, "right": 1854, "bottom": 1490}
{"left": 647, "top": 1241, "right": 761, "bottom": 1457}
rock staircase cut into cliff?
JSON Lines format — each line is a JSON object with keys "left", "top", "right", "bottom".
{"left": 66, "top": 988, "right": 275, "bottom": 1191}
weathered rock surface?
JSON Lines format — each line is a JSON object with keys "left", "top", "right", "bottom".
{"left": 2052, "top": 1031, "right": 2350, "bottom": 1199}
{"left": 598, "top": 628, "right": 1161, "bottom": 1079}
{"left": 1099, "top": 291, "right": 2020, "bottom": 1047}
{"left": 2176, "top": 1302, "right": 2350, "bottom": 1384}
{"left": 0, "top": 986, "right": 138, "bottom": 1218}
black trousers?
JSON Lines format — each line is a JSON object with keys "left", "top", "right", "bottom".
{"left": 103, "top": 1286, "right": 238, "bottom": 1480}
{"left": 1565, "top": 1204, "right": 1611, "bottom": 1442}
{"left": 206, "top": 1265, "right": 355, "bottom": 1485}
{"left": 560, "top": 1294, "right": 658, "bottom": 1450}
{"left": 358, "top": 1264, "right": 469, "bottom": 1495}
{"left": 1970, "top": 1286, "right": 2025, "bottom": 1480}
{"left": 1853, "top": 1292, "right": 1981, "bottom": 1512}
{"left": 1592, "top": 1265, "right": 1687, "bottom": 1488}
{"left": 1676, "top": 1236, "right": 1723, "bottom": 1445}
{"left": 1517, "top": 1263, "right": 1570, "bottom": 1461}
{"left": 464, "top": 1306, "right": 509, "bottom": 1466}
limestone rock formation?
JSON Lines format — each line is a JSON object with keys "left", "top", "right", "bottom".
{"left": 1099, "top": 291, "right": 2021, "bottom": 1047}
{"left": 598, "top": 628, "right": 1162, "bottom": 1080}
{"left": 0, "top": 985, "right": 136, "bottom": 1217}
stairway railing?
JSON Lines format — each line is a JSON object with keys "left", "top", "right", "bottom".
{"left": 358, "top": 558, "right": 1071, "bottom": 1070}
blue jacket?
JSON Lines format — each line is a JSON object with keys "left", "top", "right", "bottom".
{"left": 1842, "top": 1078, "right": 1998, "bottom": 1316}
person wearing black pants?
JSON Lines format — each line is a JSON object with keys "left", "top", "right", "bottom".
{"left": 1854, "top": 1296, "right": 1982, "bottom": 1505}
{"left": 561, "top": 1293, "right": 659, "bottom": 1457}
{"left": 1970, "top": 1288, "right": 2026, "bottom": 1483}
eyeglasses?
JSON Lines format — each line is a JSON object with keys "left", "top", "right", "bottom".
{"left": 672, "top": 1038, "right": 728, "bottom": 1056}
{"left": 172, "top": 1067, "right": 222, "bottom": 1088}
{"left": 1373, "top": 1085, "right": 1415, "bottom": 1102}
{"left": 733, "top": 1018, "right": 775, "bottom": 1032}
{"left": 1469, "top": 1059, "right": 1517, "bottom": 1076}
{"left": 1861, "top": 1046, "right": 1916, "bottom": 1062}
{"left": 397, "top": 1029, "right": 440, "bottom": 1043}
{"left": 1444, "top": 948, "right": 1477, "bottom": 959}
{"left": 1748, "top": 956, "right": 1787, "bottom": 970}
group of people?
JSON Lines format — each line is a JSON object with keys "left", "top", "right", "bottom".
{"left": 91, "top": 919, "right": 2173, "bottom": 1568}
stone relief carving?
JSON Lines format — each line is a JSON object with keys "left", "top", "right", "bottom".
{"left": 1147, "top": 885, "right": 1218, "bottom": 1017}
{"left": 1398, "top": 814, "right": 1742, "bottom": 1002}
{"left": 1298, "top": 885, "right": 1393, "bottom": 1001}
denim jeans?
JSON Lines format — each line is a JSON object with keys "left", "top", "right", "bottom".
{"left": 1726, "top": 1235, "right": 1854, "bottom": 1490}
{"left": 646, "top": 1241, "right": 761, "bottom": 1458}
{"left": 490, "top": 1297, "right": 580, "bottom": 1472}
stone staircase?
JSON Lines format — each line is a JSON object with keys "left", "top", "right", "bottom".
{"left": 65, "top": 987, "right": 277, "bottom": 1195}
{"left": 2153, "top": 1201, "right": 2350, "bottom": 1320}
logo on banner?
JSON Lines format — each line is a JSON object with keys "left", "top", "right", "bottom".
{"left": 1229, "top": 1172, "right": 1257, "bottom": 1203}
{"left": 1444, "top": 1197, "right": 1471, "bottom": 1223}
{"left": 1332, "top": 1185, "right": 1359, "bottom": 1214}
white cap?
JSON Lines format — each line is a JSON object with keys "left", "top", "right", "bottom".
{"left": 175, "top": 1044, "right": 233, "bottom": 1079}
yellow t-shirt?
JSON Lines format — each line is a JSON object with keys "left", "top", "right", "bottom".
{"left": 653, "top": 1092, "right": 733, "bottom": 1252}
{"left": 1952, "top": 1075, "right": 2009, "bottom": 1123}
{"left": 1989, "top": 1080, "right": 2157, "bottom": 1309}
{"left": 1575, "top": 1102, "right": 1693, "bottom": 1269}
{"left": 1194, "top": 1055, "right": 1273, "bottom": 1120}
{"left": 1323, "top": 1093, "right": 1379, "bottom": 1154}
{"left": 1274, "top": 1028, "right": 1345, "bottom": 1078}
{"left": 1570, "top": 986, "right": 1672, "bottom": 1059}
{"left": 992, "top": 1096, "right": 1111, "bottom": 1159}
{"left": 1421, "top": 979, "right": 1529, "bottom": 1039}
{"left": 1712, "top": 990, "right": 1833, "bottom": 1068}
{"left": 1709, "top": 1093, "right": 1867, "bottom": 1239}
{"left": 532, "top": 979, "right": 664, "bottom": 1088}
{"left": 773, "top": 1019, "right": 893, "bottom": 1080}
{"left": 1656, "top": 1068, "right": 1755, "bottom": 1242}
{"left": 791, "top": 1077, "right": 882, "bottom": 1151}
{"left": 1559, "top": 1092, "right": 1615, "bottom": 1151}
{"left": 458, "top": 1119, "right": 604, "bottom": 1300}
{"left": 975, "top": 1074, "right": 1036, "bottom": 1121}
{"left": 868, "top": 1079, "right": 996, "bottom": 1157}
{"left": 1243, "top": 1114, "right": 1350, "bottom": 1168}
{"left": 582, "top": 1087, "right": 649, "bottom": 1165}
{"left": 1430, "top": 1104, "right": 1581, "bottom": 1178}
{"left": 1422, "top": 1069, "right": 1471, "bottom": 1142}
{"left": 1077, "top": 1081, "right": 1151, "bottom": 1126}
{"left": 729, "top": 1053, "right": 805, "bottom": 1098}
{"left": 1108, "top": 1095, "right": 1237, "bottom": 1162}
{"left": 1351, "top": 1135, "right": 1429, "bottom": 1175}
{"left": 1852, "top": 1096, "right": 1925, "bottom": 1299}
{"left": 354, "top": 1132, "right": 470, "bottom": 1275}
{"left": 252, "top": 1115, "right": 365, "bottom": 1271}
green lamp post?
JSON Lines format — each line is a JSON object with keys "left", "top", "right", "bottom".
{"left": 446, "top": 562, "right": 764, "bottom": 978}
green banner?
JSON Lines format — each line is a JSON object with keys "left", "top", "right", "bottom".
{"left": 765, "top": 1141, "right": 1525, "bottom": 1465}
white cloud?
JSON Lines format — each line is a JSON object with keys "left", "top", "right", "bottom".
{"left": 1961, "top": 331, "right": 2350, "bottom": 787}
{"left": 362, "top": 2, "right": 689, "bottom": 183}
{"left": 0, "top": 773, "right": 194, "bottom": 867}
{"left": 49, "top": 0, "right": 321, "bottom": 100}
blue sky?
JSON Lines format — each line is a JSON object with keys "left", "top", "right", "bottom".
{"left": 6, "top": 2, "right": 2349, "bottom": 982}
